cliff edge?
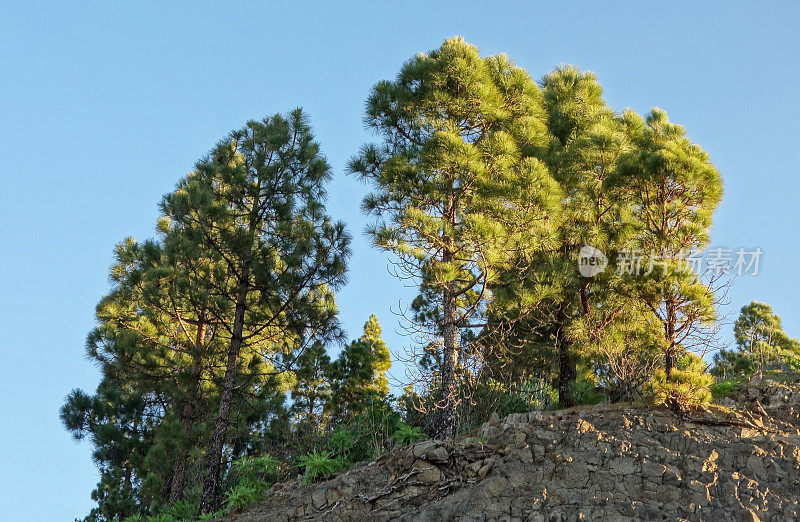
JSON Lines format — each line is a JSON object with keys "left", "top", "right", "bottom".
{"left": 221, "top": 384, "right": 800, "bottom": 521}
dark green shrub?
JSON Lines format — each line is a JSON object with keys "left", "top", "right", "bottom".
{"left": 710, "top": 378, "right": 740, "bottom": 400}
{"left": 391, "top": 423, "right": 426, "bottom": 446}
{"left": 222, "top": 454, "right": 278, "bottom": 509}
{"left": 122, "top": 502, "right": 224, "bottom": 521}
{"left": 569, "top": 379, "right": 604, "bottom": 406}
{"left": 299, "top": 449, "right": 344, "bottom": 484}
{"left": 399, "top": 378, "right": 558, "bottom": 436}
{"left": 158, "top": 501, "right": 197, "bottom": 520}
{"left": 344, "top": 399, "right": 401, "bottom": 461}
{"left": 328, "top": 427, "right": 356, "bottom": 459}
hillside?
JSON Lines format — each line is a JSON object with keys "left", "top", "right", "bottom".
{"left": 221, "top": 384, "right": 800, "bottom": 521}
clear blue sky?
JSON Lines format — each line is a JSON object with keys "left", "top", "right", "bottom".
{"left": 1, "top": 2, "right": 798, "bottom": 519}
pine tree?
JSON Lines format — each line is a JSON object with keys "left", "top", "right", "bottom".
{"left": 616, "top": 108, "right": 723, "bottom": 375}
{"left": 64, "top": 109, "right": 349, "bottom": 515}
{"left": 110, "top": 237, "right": 220, "bottom": 503}
{"left": 539, "top": 66, "right": 634, "bottom": 406}
{"left": 362, "top": 314, "right": 391, "bottom": 395}
{"left": 61, "top": 236, "right": 226, "bottom": 513}
{"left": 714, "top": 301, "right": 800, "bottom": 377}
{"left": 350, "top": 37, "right": 560, "bottom": 438}
{"left": 291, "top": 342, "right": 332, "bottom": 427}
{"left": 734, "top": 302, "right": 800, "bottom": 363}
{"left": 62, "top": 232, "right": 287, "bottom": 516}
{"left": 158, "top": 109, "right": 350, "bottom": 510}
{"left": 327, "top": 315, "right": 392, "bottom": 423}
{"left": 61, "top": 379, "right": 150, "bottom": 520}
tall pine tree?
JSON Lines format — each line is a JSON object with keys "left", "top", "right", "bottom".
{"left": 350, "top": 37, "right": 560, "bottom": 438}
{"left": 158, "top": 109, "right": 350, "bottom": 509}
{"left": 539, "top": 66, "right": 635, "bottom": 405}
{"left": 327, "top": 315, "right": 392, "bottom": 423}
{"left": 617, "top": 108, "right": 723, "bottom": 375}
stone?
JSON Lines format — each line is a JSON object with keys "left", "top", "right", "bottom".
{"left": 642, "top": 461, "right": 666, "bottom": 480}
{"left": 411, "top": 439, "right": 449, "bottom": 463}
{"left": 412, "top": 459, "right": 442, "bottom": 483}
{"left": 412, "top": 439, "right": 439, "bottom": 458}
{"left": 478, "top": 458, "right": 495, "bottom": 478}
{"left": 221, "top": 383, "right": 800, "bottom": 522}
{"left": 746, "top": 455, "right": 767, "bottom": 479}
{"left": 425, "top": 446, "right": 450, "bottom": 463}
{"left": 480, "top": 424, "right": 499, "bottom": 438}
{"left": 311, "top": 487, "right": 327, "bottom": 509}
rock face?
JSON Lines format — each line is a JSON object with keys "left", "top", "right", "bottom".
{"left": 221, "top": 385, "right": 800, "bottom": 521}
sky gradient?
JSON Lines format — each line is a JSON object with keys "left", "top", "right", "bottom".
{"left": 1, "top": 2, "right": 798, "bottom": 519}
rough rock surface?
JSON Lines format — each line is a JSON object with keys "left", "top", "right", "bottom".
{"left": 221, "top": 385, "right": 800, "bottom": 521}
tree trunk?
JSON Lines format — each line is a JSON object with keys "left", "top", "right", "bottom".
{"left": 579, "top": 278, "right": 590, "bottom": 315}
{"left": 432, "top": 191, "right": 460, "bottom": 441}
{"left": 170, "top": 322, "right": 207, "bottom": 503}
{"left": 556, "top": 302, "right": 576, "bottom": 408}
{"left": 169, "top": 458, "right": 188, "bottom": 504}
{"left": 664, "top": 298, "right": 677, "bottom": 375}
{"left": 201, "top": 271, "right": 249, "bottom": 511}
{"left": 432, "top": 280, "right": 459, "bottom": 440}
{"left": 664, "top": 341, "right": 677, "bottom": 376}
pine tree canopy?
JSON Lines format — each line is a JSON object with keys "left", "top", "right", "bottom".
{"left": 350, "top": 37, "right": 562, "bottom": 438}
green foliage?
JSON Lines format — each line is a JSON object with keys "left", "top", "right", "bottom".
{"left": 66, "top": 38, "right": 745, "bottom": 520}
{"left": 155, "top": 500, "right": 199, "bottom": 521}
{"left": 466, "top": 436, "right": 491, "bottom": 445}
{"left": 291, "top": 342, "right": 332, "bottom": 426}
{"left": 646, "top": 354, "right": 713, "bottom": 408}
{"left": 400, "top": 377, "right": 557, "bottom": 436}
{"left": 568, "top": 379, "right": 604, "bottom": 406}
{"left": 223, "top": 486, "right": 263, "bottom": 511}
{"left": 66, "top": 108, "right": 349, "bottom": 517}
{"left": 350, "top": 36, "right": 561, "bottom": 438}
{"left": 712, "top": 302, "right": 800, "bottom": 381}
{"left": 391, "top": 423, "right": 427, "bottom": 447}
{"left": 298, "top": 450, "right": 344, "bottom": 485}
{"left": 467, "top": 379, "right": 558, "bottom": 419}
{"left": 588, "top": 305, "right": 663, "bottom": 403}
{"left": 222, "top": 454, "right": 279, "bottom": 510}
{"left": 343, "top": 399, "right": 402, "bottom": 462}
{"left": 327, "top": 315, "right": 392, "bottom": 423}
{"left": 61, "top": 383, "right": 148, "bottom": 521}
{"left": 122, "top": 503, "right": 225, "bottom": 522}
{"left": 712, "top": 349, "right": 755, "bottom": 380}
{"left": 710, "top": 379, "right": 740, "bottom": 400}
{"left": 616, "top": 108, "right": 723, "bottom": 374}
{"left": 293, "top": 399, "right": 403, "bottom": 474}
{"left": 161, "top": 108, "right": 351, "bottom": 509}
{"left": 536, "top": 65, "right": 634, "bottom": 407}
{"left": 531, "top": 381, "right": 561, "bottom": 411}
{"left": 328, "top": 427, "right": 356, "bottom": 458}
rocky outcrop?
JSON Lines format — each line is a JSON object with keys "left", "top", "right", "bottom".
{"left": 221, "top": 385, "right": 800, "bottom": 521}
